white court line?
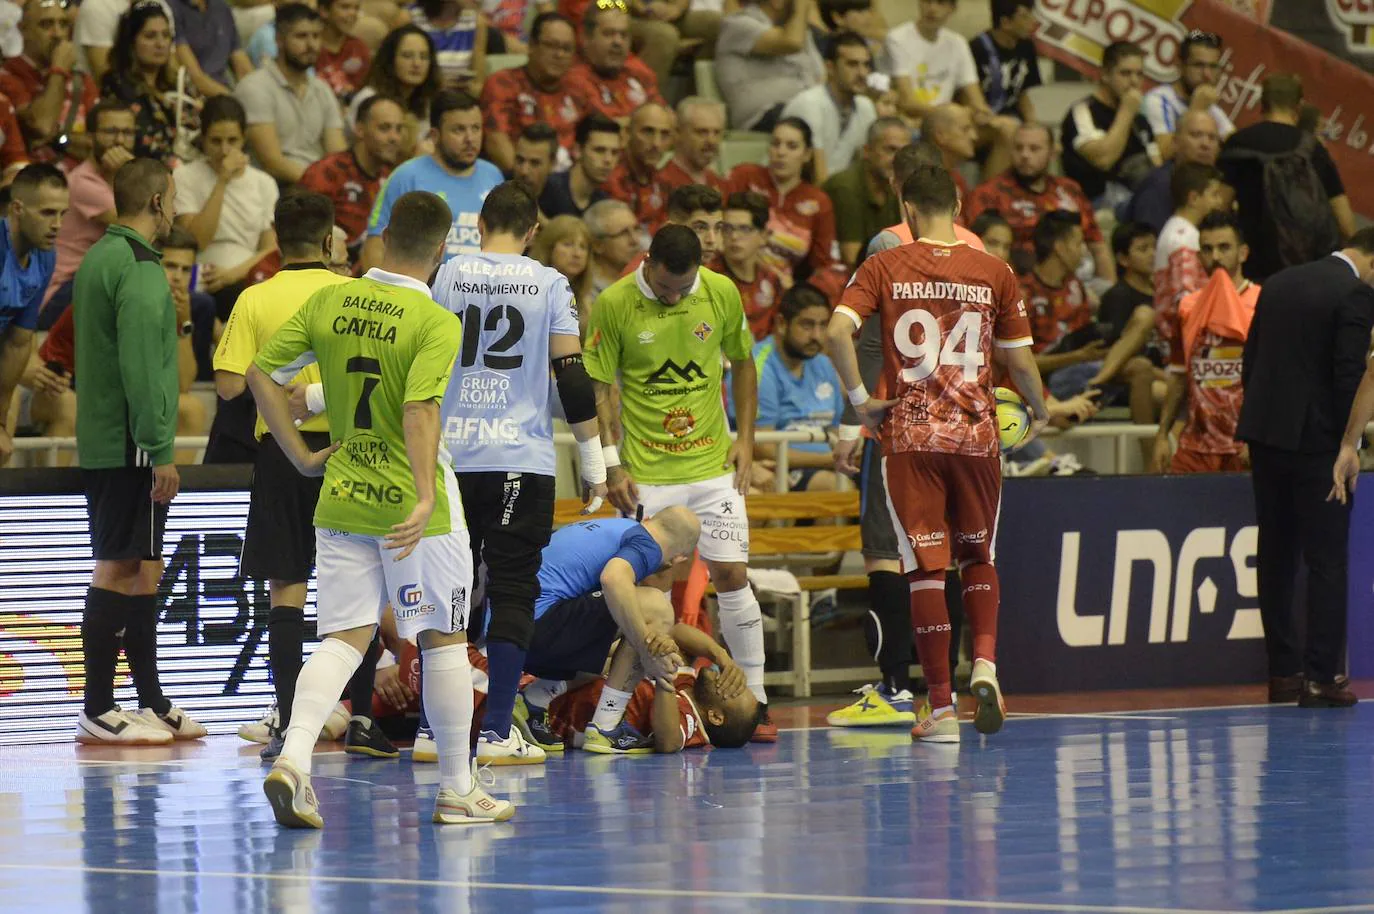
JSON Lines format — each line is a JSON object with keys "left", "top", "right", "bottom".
{"left": 1005, "top": 713, "right": 1181, "bottom": 722}
{"left": 0, "top": 862, "right": 1275, "bottom": 914}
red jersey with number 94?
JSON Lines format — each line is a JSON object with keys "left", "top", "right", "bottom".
{"left": 837, "top": 239, "right": 1034, "bottom": 458}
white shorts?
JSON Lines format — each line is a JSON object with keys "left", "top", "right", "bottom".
{"left": 637, "top": 472, "right": 749, "bottom": 564}
{"left": 314, "top": 526, "right": 474, "bottom": 641}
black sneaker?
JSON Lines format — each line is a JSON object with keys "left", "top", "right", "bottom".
{"left": 259, "top": 730, "right": 284, "bottom": 762}
{"left": 344, "top": 718, "right": 400, "bottom": 758}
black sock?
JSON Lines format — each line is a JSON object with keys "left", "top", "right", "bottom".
{"left": 82, "top": 587, "right": 128, "bottom": 718}
{"left": 122, "top": 593, "right": 171, "bottom": 716}
{"left": 268, "top": 605, "right": 305, "bottom": 731}
{"left": 865, "top": 570, "right": 913, "bottom": 694}
{"left": 945, "top": 569, "right": 965, "bottom": 678}
{"left": 347, "top": 636, "right": 382, "bottom": 724}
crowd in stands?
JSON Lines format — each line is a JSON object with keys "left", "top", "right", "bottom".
{"left": 0, "top": 0, "right": 1360, "bottom": 483}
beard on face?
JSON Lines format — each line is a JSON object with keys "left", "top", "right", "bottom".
{"left": 439, "top": 142, "right": 478, "bottom": 172}
{"left": 781, "top": 335, "right": 819, "bottom": 361}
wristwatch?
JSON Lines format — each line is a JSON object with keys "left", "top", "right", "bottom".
{"left": 180, "top": 320, "right": 194, "bottom": 338}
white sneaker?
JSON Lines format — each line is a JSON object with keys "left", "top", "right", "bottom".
{"left": 238, "top": 704, "right": 278, "bottom": 744}
{"left": 319, "top": 702, "right": 350, "bottom": 741}
{"left": 475, "top": 726, "right": 546, "bottom": 766}
{"left": 137, "top": 706, "right": 208, "bottom": 740}
{"left": 263, "top": 758, "right": 323, "bottom": 829}
{"left": 969, "top": 659, "right": 1007, "bottom": 736}
{"left": 433, "top": 762, "right": 515, "bottom": 825}
{"left": 76, "top": 708, "right": 173, "bottom": 745}
{"left": 412, "top": 726, "right": 437, "bottom": 763}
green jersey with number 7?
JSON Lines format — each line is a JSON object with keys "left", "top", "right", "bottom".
{"left": 253, "top": 270, "right": 464, "bottom": 537}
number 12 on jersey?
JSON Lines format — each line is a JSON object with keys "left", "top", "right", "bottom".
{"left": 894, "top": 310, "right": 984, "bottom": 383}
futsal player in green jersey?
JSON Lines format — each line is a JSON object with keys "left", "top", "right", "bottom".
{"left": 247, "top": 190, "right": 513, "bottom": 829}
{"left": 584, "top": 224, "right": 776, "bottom": 741}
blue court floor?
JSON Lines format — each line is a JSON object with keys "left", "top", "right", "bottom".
{"left": 2, "top": 704, "right": 1373, "bottom": 914}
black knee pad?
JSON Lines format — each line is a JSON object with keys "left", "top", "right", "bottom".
{"left": 268, "top": 605, "right": 305, "bottom": 628}
{"left": 485, "top": 597, "right": 536, "bottom": 651}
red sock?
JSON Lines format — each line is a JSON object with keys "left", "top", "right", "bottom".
{"left": 960, "top": 562, "right": 1000, "bottom": 663}
{"left": 908, "top": 570, "right": 952, "bottom": 709}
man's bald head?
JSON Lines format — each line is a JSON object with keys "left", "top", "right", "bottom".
{"left": 1174, "top": 109, "right": 1220, "bottom": 166}
{"left": 926, "top": 103, "right": 977, "bottom": 163}
{"left": 645, "top": 506, "right": 701, "bottom": 562}
{"left": 628, "top": 103, "right": 676, "bottom": 170}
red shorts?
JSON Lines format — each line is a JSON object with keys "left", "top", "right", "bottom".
{"left": 882, "top": 451, "right": 1002, "bottom": 573}
{"left": 1170, "top": 449, "right": 1247, "bottom": 474}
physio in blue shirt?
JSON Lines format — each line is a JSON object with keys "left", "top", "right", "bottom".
{"left": 0, "top": 164, "right": 67, "bottom": 464}
{"left": 730, "top": 283, "right": 844, "bottom": 492}
{"left": 362, "top": 89, "right": 502, "bottom": 268}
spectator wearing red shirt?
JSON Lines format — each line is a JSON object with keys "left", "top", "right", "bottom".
{"left": 964, "top": 122, "right": 1113, "bottom": 280}
{"left": 604, "top": 102, "right": 674, "bottom": 241}
{"left": 1020, "top": 211, "right": 1099, "bottom": 373}
{"left": 478, "top": 12, "right": 584, "bottom": 174}
{"left": 0, "top": 0, "right": 100, "bottom": 162}
{"left": 300, "top": 94, "right": 404, "bottom": 260}
{"left": 316, "top": 0, "right": 371, "bottom": 103}
{"left": 564, "top": 4, "right": 662, "bottom": 124}
{"left": 0, "top": 93, "right": 29, "bottom": 182}
{"left": 725, "top": 116, "right": 846, "bottom": 302}
{"left": 558, "top": 0, "right": 721, "bottom": 93}
{"left": 659, "top": 96, "right": 726, "bottom": 195}
{"left": 716, "top": 190, "right": 787, "bottom": 340}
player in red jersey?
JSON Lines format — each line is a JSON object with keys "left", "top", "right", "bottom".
{"left": 827, "top": 164, "right": 1049, "bottom": 744}
{"left": 1151, "top": 212, "right": 1258, "bottom": 474}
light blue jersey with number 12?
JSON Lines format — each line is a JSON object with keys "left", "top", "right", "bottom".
{"left": 432, "top": 252, "right": 581, "bottom": 476}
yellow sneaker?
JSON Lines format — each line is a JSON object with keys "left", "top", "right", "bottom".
{"left": 911, "top": 701, "right": 960, "bottom": 744}
{"left": 968, "top": 659, "right": 1007, "bottom": 735}
{"left": 825, "top": 684, "right": 917, "bottom": 728}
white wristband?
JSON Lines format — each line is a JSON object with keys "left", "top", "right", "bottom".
{"left": 577, "top": 435, "right": 608, "bottom": 485}
{"left": 847, "top": 384, "right": 869, "bottom": 407}
{"left": 306, "top": 382, "right": 326, "bottom": 415}
{"left": 602, "top": 444, "right": 621, "bottom": 468}
{"left": 837, "top": 424, "right": 861, "bottom": 442}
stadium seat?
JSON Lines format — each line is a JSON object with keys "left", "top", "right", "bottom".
{"left": 694, "top": 59, "right": 721, "bottom": 103}
{"left": 1026, "top": 82, "right": 1091, "bottom": 133}
{"left": 720, "top": 131, "right": 769, "bottom": 173}
{"left": 487, "top": 53, "right": 528, "bottom": 73}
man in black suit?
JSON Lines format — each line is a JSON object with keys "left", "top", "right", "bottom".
{"left": 1238, "top": 228, "right": 1374, "bottom": 709}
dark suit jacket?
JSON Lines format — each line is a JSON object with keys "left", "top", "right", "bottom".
{"left": 1238, "top": 254, "right": 1374, "bottom": 453}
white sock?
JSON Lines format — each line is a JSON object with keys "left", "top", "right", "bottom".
{"left": 422, "top": 642, "right": 475, "bottom": 795}
{"left": 717, "top": 587, "right": 767, "bottom": 703}
{"left": 282, "top": 638, "right": 363, "bottom": 775}
{"left": 523, "top": 677, "right": 567, "bottom": 710}
{"left": 590, "top": 686, "right": 632, "bottom": 731}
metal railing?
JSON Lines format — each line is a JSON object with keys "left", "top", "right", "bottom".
{"left": 9, "top": 425, "right": 1169, "bottom": 481}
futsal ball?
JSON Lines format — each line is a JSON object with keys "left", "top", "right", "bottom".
{"left": 995, "top": 387, "right": 1030, "bottom": 452}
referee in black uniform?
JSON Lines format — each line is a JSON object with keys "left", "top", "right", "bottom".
{"left": 72, "top": 157, "right": 206, "bottom": 744}
{"left": 1237, "top": 228, "right": 1374, "bottom": 709}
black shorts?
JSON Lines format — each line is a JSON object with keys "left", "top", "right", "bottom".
{"left": 240, "top": 432, "right": 329, "bottom": 581}
{"left": 859, "top": 438, "right": 899, "bottom": 561}
{"left": 524, "top": 592, "right": 620, "bottom": 681}
{"left": 458, "top": 471, "right": 556, "bottom": 635}
{"left": 84, "top": 467, "right": 170, "bottom": 561}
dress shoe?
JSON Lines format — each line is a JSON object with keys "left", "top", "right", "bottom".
{"left": 1268, "top": 675, "right": 1303, "bottom": 704}
{"left": 1298, "top": 678, "right": 1358, "bottom": 708}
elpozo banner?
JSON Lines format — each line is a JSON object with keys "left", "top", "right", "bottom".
{"left": 1034, "top": 0, "right": 1374, "bottom": 217}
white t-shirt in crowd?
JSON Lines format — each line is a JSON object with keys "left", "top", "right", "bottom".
{"left": 73, "top": 0, "right": 176, "bottom": 73}
{"left": 173, "top": 158, "right": 279, "bottom": 268}
{"left": 884, "top": 22, "right": 977, "bottom": 109}
{"left": 1142, "top": 83, "right": 1236, "bottom": 139}
{"left": 781, "top": 85, "right": 877, "bottom": 175}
